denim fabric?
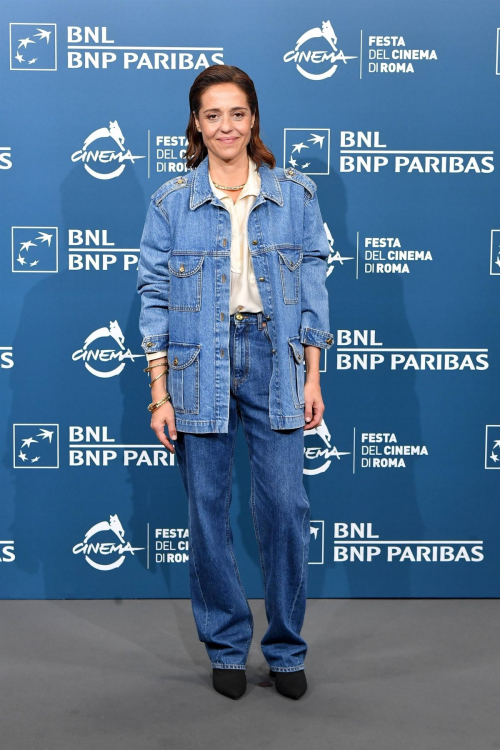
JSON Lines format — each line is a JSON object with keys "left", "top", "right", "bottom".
{"left": 137, "top": 153, "right": 333, "bottom": 433}
{"left": 174, "top": 311, "right": 310, "bottom": 672}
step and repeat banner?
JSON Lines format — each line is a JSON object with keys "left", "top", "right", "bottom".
{"left": 1, "top": 0, "right": 499, "bottom": 599}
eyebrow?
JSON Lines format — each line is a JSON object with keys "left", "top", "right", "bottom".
{"left": 202, "top": 106, "right": 249, "bottom": 113}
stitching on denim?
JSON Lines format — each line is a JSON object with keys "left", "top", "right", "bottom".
{"left": 288, "top": 505, "right": 309, "bottom": 629}
{"left": 219, "top": 420, "right": 254, "bottom": 661}
{"left": 239, "top": 411, "right": 268, "bottom": 594}
{"left": 270, "top": 664, "right": 305, "bottom": 672}
{"left": 232, "top": 325, "right": 250, "bottom": 389}
{"left": 189, "top": 506, "right": 210, "bottom": 642}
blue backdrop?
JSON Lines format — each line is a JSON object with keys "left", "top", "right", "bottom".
{"left": 1, "top": 0, "right": 499, "bottom": 599}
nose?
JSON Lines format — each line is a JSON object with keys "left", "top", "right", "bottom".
{"left": 219, "top": 113, "right": 234, "bottom": 132}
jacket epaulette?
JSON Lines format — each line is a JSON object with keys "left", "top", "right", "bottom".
{"left": 151, "top": 174, "right": 191, "bottom": 206}
{"left": 282, "top": 166, "right": 317, "bottom": 201}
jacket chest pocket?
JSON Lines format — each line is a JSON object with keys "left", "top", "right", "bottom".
{"left": 167, "top": 255, "right": 204, "bottom": 311}
{"left": 288, "top": 336, "right": 305, "bottom": 409}
{"left": 167, "top": 342, "right": 201, "bottom": 414}
{"left": 277, "top": 248, "right": 302, "bottom": 304}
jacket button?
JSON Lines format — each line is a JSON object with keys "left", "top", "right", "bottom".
{"left": 271, "top": 349, "right": 276, "bottom": 354}
{"left": 326, "top": 338, "right": 333, "bottom": 344}
{"left": 179, "top": 264, "right": 185, "bottom": 272}
{"left": 265, "top": 315, "right": 271, "bottom": 320}
{"left": 252, "top": 239, "right": 258, "bottom": 245}
{"left": 173, "top": 357, "right": 178, "bottom": 365}
{"left": 258, "top": 276, "right": 265, "bottom": 281}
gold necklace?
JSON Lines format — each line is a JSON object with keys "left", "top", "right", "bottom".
{"left": 210, "top": 172, "right": 247, "bottom": 191}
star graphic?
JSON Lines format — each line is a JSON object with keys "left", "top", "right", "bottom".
{"left": 34, "top": 28, "right": 52, "bottom": 42}
{"left": 18, "top": 37, "right": 35, "bottom": 49}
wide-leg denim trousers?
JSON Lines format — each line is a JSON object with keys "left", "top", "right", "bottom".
{"left": 174, "top": 311, "right": 311, "bottom": 673}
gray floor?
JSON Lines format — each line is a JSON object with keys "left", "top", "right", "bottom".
{"left": 1, "top": 599, "right": 498, "bottom": 750}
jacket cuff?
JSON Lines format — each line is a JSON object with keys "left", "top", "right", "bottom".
{"left": 299, "top": 326, "right": 333, "bottom": 350}
{"left": 141, "top": 333, "right": 169, "bottom": 354}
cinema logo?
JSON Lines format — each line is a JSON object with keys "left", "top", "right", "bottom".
{"left": 340, "top": 132, "right": 494, "bottom": 173}
{"left": 335, "top": 331, "right": 489, "bottom": 371}
{"left": 69, "top": 426, "right": 174, "bottom": 467}
{"left": 304, "top": 419, "right": 351, "bottom": 475}
{"left": 334, "top": 522, "right": 484, "bottom": 563}
{"left": 73, "top": 515, "right": 144, "bottom": 571}
{"left": 283, "top": 20, "right": 356, "bottom": 80}
{"left": 72, "top": 320, "right": 143, "bottom": 378}
{"left": 71, "top": 120, "right": 145, "bottom": 180}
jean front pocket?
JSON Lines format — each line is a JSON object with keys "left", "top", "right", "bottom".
{"left": 167, "top": 342, "right": 201, "bottom": 414}
{"left": 288, "top": 336, "right": 305, "bottom": 409}
{"left": 277, "top": 248, "right": 303, "bottom": 304}
{"left": 167, "top": 254, "right": 204, "bottom": 311}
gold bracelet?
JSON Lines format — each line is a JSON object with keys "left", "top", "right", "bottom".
{"left": 143, "top": 360, "right": 168, "bottom": 373}
{"left": 149, "top": 368, "right": 168, "bottom": 387}
{"left": 147, "top": 393, "right": 171, "bottom": 412}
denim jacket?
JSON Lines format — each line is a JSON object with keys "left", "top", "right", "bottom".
{"left": 137, "top": 153, "right": 333, "bottom": 433}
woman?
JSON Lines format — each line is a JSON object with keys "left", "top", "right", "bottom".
{"left": 137, "top": 65, "right": 333, "bottom": 700}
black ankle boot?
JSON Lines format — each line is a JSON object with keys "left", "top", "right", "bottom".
{"left": 212, "top": 668, "right": 247, "bottom": 699}
{"left": 269, "top": 668, "right": 307, "bottom": 699}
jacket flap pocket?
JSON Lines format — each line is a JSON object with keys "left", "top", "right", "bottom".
{"left": 277, "top": 248, "right": 303, "bottom": 271}
{"left": 288, "top": 337, "right": 304, "bottom": 364}
{"left": 167, "top": 255, "right": 204, "bottom": 277}
{"left": 167, "top": 342, "right": 201, "bottom": 369}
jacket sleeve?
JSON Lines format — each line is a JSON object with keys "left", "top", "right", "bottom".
{"left": 136, "top": 199, "right": 172, "bottom": 354}
{"left": 299, "top": 188, "right": 334, "bottom": 349}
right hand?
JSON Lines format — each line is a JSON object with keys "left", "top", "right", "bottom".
{"left": 150, "top": 401, "right": 177, "bottom": 454}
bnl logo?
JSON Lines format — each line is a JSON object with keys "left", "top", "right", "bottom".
{"left": 283, "top": 129, "right": 330, "bottom": 175}
{"left": 485, "top": 425, "right": 500, "bottom": 469}
{"left": 10, "top": 23, "right": 57, "bottom": 71}
{"left": 309, "top": 521, "right": 324, "bottom": 564}
{"left": 13, "top": 424, "right": 59, "bottom": 468}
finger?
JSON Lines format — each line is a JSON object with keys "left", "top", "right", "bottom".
{"left": 304, "top": 400, "right": 314, "bottom": 424}
{"left": 304, "top": 403, "right": 324, "bottom": 430}
{"left": 165, "top": 414, "right": 177, "bottom": 441}
{"left": 151, "top": 423, "right": 175, "bottom": 453}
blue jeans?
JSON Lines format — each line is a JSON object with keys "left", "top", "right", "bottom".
{"left": 174, "top": 311, "right": 311, "bottom": 672}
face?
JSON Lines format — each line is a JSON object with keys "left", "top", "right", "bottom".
{"left": 194, "top": 83, "right": 255, "bottom": 163}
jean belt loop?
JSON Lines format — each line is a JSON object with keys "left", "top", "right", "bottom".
{"left": 257, "top": 311, "right": 263, "bottom": 329}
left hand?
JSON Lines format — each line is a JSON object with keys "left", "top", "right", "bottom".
{"left": 303, "top": 381, "right": 325, "bottom": 430}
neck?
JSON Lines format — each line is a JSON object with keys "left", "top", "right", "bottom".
{"left": 208, "top": 151, "right": 250, "bottom": 187}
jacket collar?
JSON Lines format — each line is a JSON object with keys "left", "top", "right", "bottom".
{"left": 190, "top": 152, "right": 283, "bottom": 210}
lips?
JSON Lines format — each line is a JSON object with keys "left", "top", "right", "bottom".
{"left": 218, "top": 137, "right": 238, "bottom": 143}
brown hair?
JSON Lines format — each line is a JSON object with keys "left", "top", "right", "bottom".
{"left": 185, "top": 64, "right": 276, "bottom": 171}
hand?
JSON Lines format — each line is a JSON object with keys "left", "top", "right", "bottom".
{"left": 303, "top": 381, "right": 325, "bottom": 430}
{"left": 150, "top": 401, "right": 177, "bottom": 454}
